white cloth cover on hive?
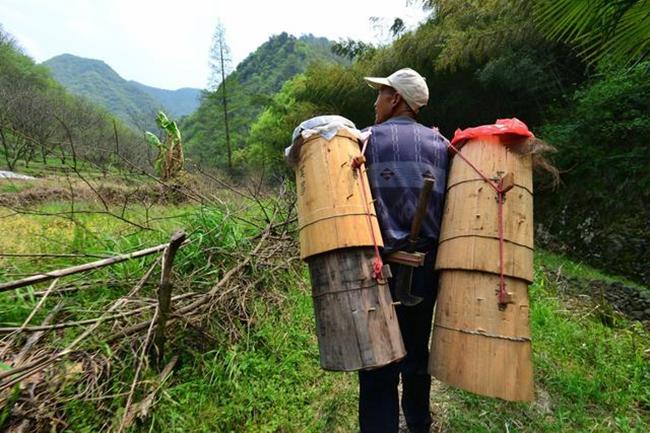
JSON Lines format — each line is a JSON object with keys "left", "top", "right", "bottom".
{"left": 285, "top": 115, "right": 363, "bottom": 166}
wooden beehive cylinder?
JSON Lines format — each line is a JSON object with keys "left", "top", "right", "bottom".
{"left": 307, "top": 248, "right": 405, "bottom": 371}
{"left": 296, "top": 130, "right": 383, "bottom": 260}
{"left": 430, "top": 135, "right": 535, "bottom": 401}
{"left": 294, "top": 128, "right": 404, "bottom": 371}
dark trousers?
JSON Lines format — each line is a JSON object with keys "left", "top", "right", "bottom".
{"left": 358, "top": 257, "right": 437, "bottom": 433}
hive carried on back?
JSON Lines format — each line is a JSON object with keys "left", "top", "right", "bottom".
{"left": 429, "top": 119, "right": 536, "bottom": 402}
{"left": 289, "top": 116, "right": 405, "bottom": 372}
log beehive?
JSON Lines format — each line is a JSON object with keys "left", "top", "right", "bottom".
{"left": 295, "top": 128, "right": 404, "bottom": 371}
{"left": 430, "top": 135, "right": 535, "bottom": 401}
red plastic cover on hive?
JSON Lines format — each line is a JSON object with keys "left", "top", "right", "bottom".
{"left": 450, "top": 118, "right": 534, "bottom": 147}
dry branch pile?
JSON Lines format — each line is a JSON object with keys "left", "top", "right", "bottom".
{"left": 0, "top": 185, "right": 299, "bottom": 432}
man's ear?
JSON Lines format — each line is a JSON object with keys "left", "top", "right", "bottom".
{"left": 391, "top": 92, "right": 405, "bottom": 110}
{"left": 391, "top": 92, "right": 401, "bottom": 108}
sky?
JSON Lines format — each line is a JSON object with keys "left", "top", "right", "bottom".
{"left": 0, "top": 0, "right": 428, "bottom": 90}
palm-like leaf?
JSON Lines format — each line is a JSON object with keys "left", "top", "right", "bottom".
{"left": 155, "top": 111, "right": 181, "bottom": 142}
{"left": 144, "top": 131, "right": 161, "bottom": 148}
{"left": 597, "top": 1, "right": 650, "bottom": 64}
{"left": 535, "top": 0, "right": 650, "bottom": 66}
{"left": 155, "top": 111, "right": 170, "bottom": 129}
{"left": 165, "top": 121, "right": 181, "bottom": 142}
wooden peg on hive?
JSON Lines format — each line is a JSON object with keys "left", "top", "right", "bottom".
{"left": 498, "top": 172, "right": 515, "bottom": 193}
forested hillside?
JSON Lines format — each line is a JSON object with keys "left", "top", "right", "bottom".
{"left": 238, "top": 1, "right": 650, "bottom": 286}
{"left": 43, "top": 54, "right": 163, "bottom": 130}
{"left": 44, "top": 54, "right": 200, "bottom": 130}
{"left": 0, "top": 28, "right": 150, "bottom": 172}
{"left": 182, "top": 33, "right": 348, "bottom": 169}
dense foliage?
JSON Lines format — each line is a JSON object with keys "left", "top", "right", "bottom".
{"left": 535, "top": 0, "right": 650, "bottom": 68}
{"left": 537, "top": 62, "right": 650, "bottom": 283}
{"left": 237, "top": 1, "right": 649, "bottom": 284}
{"left": 0, "top": 26, "right": 150, "bottom": 171}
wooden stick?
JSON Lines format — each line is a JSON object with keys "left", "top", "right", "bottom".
{"left": 108, "top": 226, "right": 271, "bottom": 342}
{"left": 116, "top": 307, "right": 158, "bottom": 433}
{"left": 14, "top": 303, "right": 64, "bottom": 366}
{"left": 0, "top": 240, "right": 187, "bottom": 292}
{"left": 0, "top": 258, "right": 159, "bottom": 390}
{"left": 151, "top": 231, "right": 186, "bottom": 368}
{"left": 0, "top": 253, "right": 111, "bottom": 259}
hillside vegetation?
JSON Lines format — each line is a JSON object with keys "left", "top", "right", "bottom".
{"left": 232, "top": 1, "right": 650, "bottom": 286}
{"left": 0, "top": 27, "right": 151, "bottom": 173}
{"left": 182, "top": 33, "right": 348, "bottom": 170}
{"left": 44, "top": 54, "right": 200, "bottom": 130}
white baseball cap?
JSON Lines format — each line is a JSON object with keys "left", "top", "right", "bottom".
{"left": 364, "top": 68, "right": 429, "bottom": 112}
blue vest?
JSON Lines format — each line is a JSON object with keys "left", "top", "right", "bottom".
{"left": 365, "top": 116, "right": 449, "bottom": 254}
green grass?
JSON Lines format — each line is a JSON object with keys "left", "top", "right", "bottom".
{"left": 0, "top": 181, "right": 35, "bottom": 193}
{"left": 56, "top": 275, "right": 358, "bottom": 433}
{"left": 0, "top": 201, "right": 191, "bottom": 335}
{"left": 534, "top": 250, "right": 646, "bottom": 289}
{"left": 142, "top": 280, "right": 357, "bottom": 433}
{"left": 1, "top": 197, "right": 648, "bottom": 432}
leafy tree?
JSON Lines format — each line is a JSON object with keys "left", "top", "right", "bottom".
{"left": 390, "top": 18, "right": 406, "bottom": 38}
{"left": 537, "top": 61, "right": 650, "bottom": 283}
{"left": 208, "top": 22, "right": 233, "bottom": 170}
{"left": 409, "top": 0, "right": 541, "bottom": 71}
{"left": 535, "top": 0, "right": 650, "bottom": 67}
{"left": 331, "top": 39, "right": 376, "bottom": 61}
{"left": 240, "top": 75, "right": 318, "bottom": 175}
{"left": 182, "top": 33, "right": 347, "bottom": 170}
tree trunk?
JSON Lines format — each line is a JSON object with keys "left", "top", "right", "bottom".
{"left": 0, "top": 126, "right": 14, "bottom": 170}
{"left": 220, "top": 40, "right": 232, "bottom": 170}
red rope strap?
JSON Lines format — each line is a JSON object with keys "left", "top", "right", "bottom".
{"left": 352, "top": 153, "right": 384, "bottom": 282}
{"left": 448, "top": 142, "right": 509, "bottom": 305}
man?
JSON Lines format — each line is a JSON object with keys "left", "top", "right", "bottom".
{"left": 359, "top": 68, "right": 449, "bottom": 433}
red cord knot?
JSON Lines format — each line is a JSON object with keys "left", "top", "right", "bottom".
{"left": 351, "top": 155, "right": 366, "bottom": 170}
{"left": 372, "top": 257, "right": 384, "bottom": 281}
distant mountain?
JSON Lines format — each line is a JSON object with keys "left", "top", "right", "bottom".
{"left": 42, "top": 54, "right": 200, "bottom": 130}
{"left": 183, "top": 33, "right": 349, "bottom": 167}
{"left": 128, "top": 81, "right": 200, "bottom": 118}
